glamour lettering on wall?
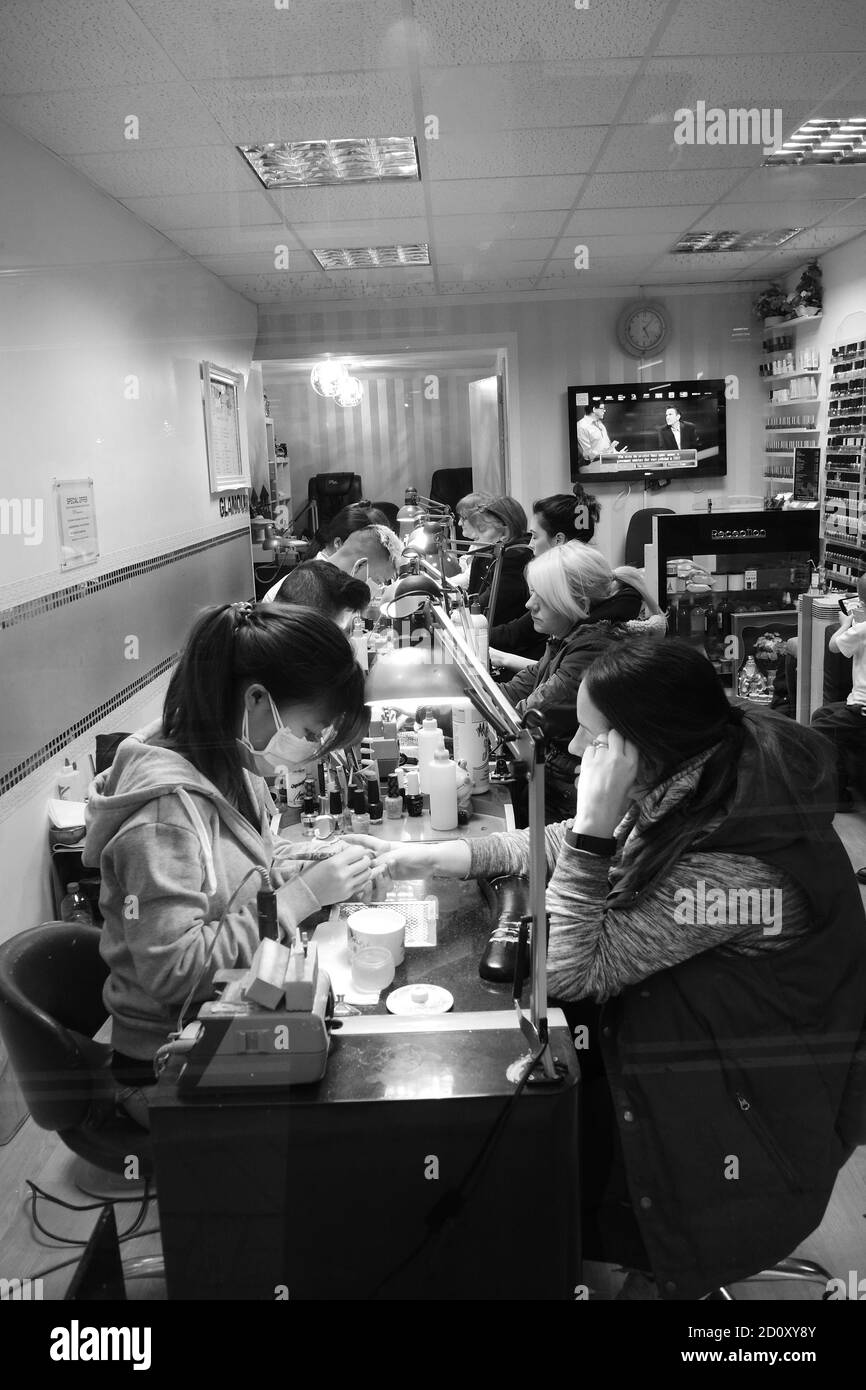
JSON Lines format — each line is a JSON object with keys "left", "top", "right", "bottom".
{"left": 219, "top": 492, "right": 249, "bottom": 519}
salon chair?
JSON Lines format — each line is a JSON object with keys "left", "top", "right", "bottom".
{"left": 0, "top": 923, "right": 153, "bottom": 1176}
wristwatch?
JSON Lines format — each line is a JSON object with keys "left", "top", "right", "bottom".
{"left": 565, "top": 829, "right": 616, "bottom": 856}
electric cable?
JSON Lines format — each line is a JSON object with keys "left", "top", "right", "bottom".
{"left": 176, "top": 863, "right": 265, "bottom": 1036}
{"left": 25, "top": 1228, "right": 162, "bottom": 1284}
{"left": 25, "top": 1178, "right": 153, "bottom": 1246}
{"left": 370, "top": 1037, "right": 550, "bottom": 1298}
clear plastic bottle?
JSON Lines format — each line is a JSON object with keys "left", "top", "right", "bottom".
{"left": 428, "top": 746, "right": 458, "bottom": 831}
{"left": 469, "top": 603, "right": 489, "bottom": 667}
{"left": 60, "top": 882, "right": 93, "bottom": 925}
{"left": 351, "top": 616, "right": 369, "bottom": 671}
{"left": 416, "top": 716, "right": 443, "bottom": 794}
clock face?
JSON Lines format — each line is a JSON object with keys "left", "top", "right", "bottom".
{"left": 617, "top": 301, "right": 670, "bottom": 357}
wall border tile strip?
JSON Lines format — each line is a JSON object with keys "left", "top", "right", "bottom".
{"left": 0, "top": 526, "right": 250, "bottom": 630}
{"left": 0, "top": 654, "right": 178, "bottom": 800}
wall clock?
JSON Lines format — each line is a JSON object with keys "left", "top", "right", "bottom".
{"left": 616, "top": 301, "right": 671, "bottom": 358}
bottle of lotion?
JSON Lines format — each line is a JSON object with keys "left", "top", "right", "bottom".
{"left": 416, "top": 716, "right": 443, "bottom": 794}
{"left": 428, "top": 746, "right": 458, "bottom": 830}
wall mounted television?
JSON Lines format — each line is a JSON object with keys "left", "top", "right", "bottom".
{"left": 568, "top": 379, "right": 728, "bottom": 484}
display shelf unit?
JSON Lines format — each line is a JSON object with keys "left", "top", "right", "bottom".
{"left": 821, "top": 336, "right": 866, "bottom": 588}
{"left": 760, "top": 315, "right": 823, "bottom": 502}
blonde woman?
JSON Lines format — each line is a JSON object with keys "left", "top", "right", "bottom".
{"left": 490, "top": 542, "right": 661, "bottom": 820}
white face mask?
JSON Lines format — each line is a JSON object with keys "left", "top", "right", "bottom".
{"left": 240, "top": 691, "right": 320, "bottom": 773}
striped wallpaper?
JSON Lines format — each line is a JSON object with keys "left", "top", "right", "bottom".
{"left": 261, "top": 368, "right": 493, "bottom": 518}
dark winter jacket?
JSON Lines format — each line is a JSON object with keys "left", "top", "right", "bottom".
{"left": 501, "top": 616, "right": 625, "bottom": 819}
{"left": 469, "top": 720, "right": 866, "bottom": 1297}
{"left": 471, "top": 541, "right": 533, "bottom": 627}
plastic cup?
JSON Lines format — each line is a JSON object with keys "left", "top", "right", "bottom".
{"left": 351, "top": 946, "right": 396, "bottom": 993}
{"left": 346, "top": 907, "right": 406, "bottom": 965}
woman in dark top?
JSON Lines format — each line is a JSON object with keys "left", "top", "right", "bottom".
{"left": 491, "top": 490, "right": 603, "bottom": 660}
{"left": 497, "top": 542, "right": 660, "bottom": 820}
{"left": 466, "top": 495, "right": 533, "bottom": 627}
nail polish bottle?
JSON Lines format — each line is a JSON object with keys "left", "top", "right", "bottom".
{"left": 350, "top": 786, "right": 371, "bottom": 833}
{"left": 364, "top": 772, "right": 383, "bottom": 824}
{"left": 405, "top": 767, "right": 423, "bottom": 818}
{"left": 384, "top": 773, "right": 403, "bottom": 820}
{"left": 301, "top": 780, "right": 318, "bottom": 837}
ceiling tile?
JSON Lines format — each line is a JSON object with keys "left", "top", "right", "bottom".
{"left": 437, "top": 238, "right": 556, "bottom": 262}
{"left": 818, "top": 199, "right": 866, "bottom": 227}
{"left": 426, "top": 127, "right": 606, "bottom": 179}
{"left": 430, "top": 176, "right": 583, "bottom": 216}
{"left": 0, "top": 0, "right": 178, "bottom": 94}
{"left": 129, "top": 0, "right": 408, "bottom": 78}
{"left": 553, "top": 233, "right": 675, "bottom": 259}
{"left": 733, "top": 166, "right": 866, "bottom": 204}
{"left": 437, "top": 258, "right": 548, "bottom": 280}
{"left": 64, "top": 146, "right": 262, "bottom": 198}
{"left": 413, "top": 0, "right": 674, "bottom": 63}
{"left": 700, "top": 200, "right": 849, "bottom": 230}
{"left": 0, "top": 84, "right": 226, "bottom": 154}
{"left": 291, "top": 218, "right": 431, "bottom": 248}
{"left": 658, "top": 0, "right": 865, "bottom": 55}
{"left": 198, "top": 251, "right": 322, "bottom": 276}
{"left": 419, "top": 60, "right": 641, "bottom": 131}
{"left": 269, "top": 183, "right": 427, "bottom": 222}
{"left": 119, "top": 190, "right": 283, "bottom": 230}
{"left": 619, "top": 56, "right": 861, "bottom": 122}
{"left": 598, "top": 125, "right": 778, "bottom": 175}
{"left": 578, "top": 169, "right": 743, "bottom": 207}
{"left": 661, "top": 250, "right": 785, "bottom": 275}
{"left": 190, "top": 72, "right": 415, "bottom": 143}
{"left": 434, "top": 211, "right": 572, "bottom": 241}
{"left": 166, "top": 225, "right": 302, "bottom": 256}
{"left": 565, "top": 205, "right": 706, "bottom": 234}
{"left": 439, "top": 276, "right": 541, "bottom": 294}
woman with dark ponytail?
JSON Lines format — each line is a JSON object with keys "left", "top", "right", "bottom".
{"left": 346, "top": 638, "right": 866, "bottom": 1298}
{"left": 84, "top": 602, "right": 371, "bottom": 1120}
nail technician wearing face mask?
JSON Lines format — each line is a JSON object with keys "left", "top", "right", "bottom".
{"left": 84, "top": 601, "right": 370, "bottom": 1118}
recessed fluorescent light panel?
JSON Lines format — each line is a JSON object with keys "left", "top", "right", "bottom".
{"left": 312, "top": 245, "right": 431, "bottom": 270}
{"left": 673, "top": 229, "right": 803, "bottom": 252}
{"left": 238, "top": 137, "right": 420, "bottom": 188}
{"left": 765, "top": 117, "right": 866, "bottom": 165}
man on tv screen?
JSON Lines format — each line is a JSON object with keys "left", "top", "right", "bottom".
{"left": 657, "top": 405, "right": 701, "bottom": 452}
{"left": 576, "top": 402, "right": 629, "bottom": 463}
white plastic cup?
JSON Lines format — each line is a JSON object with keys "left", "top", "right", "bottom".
{"left": 346, "top": 907, "right": 406, "bottom": 966}
{"left": 351, "top": 946, "right": 395, "bottom": 993}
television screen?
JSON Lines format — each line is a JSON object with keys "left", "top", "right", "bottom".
{"left": 568, "top": 379, "right": 728, "bottom": 484}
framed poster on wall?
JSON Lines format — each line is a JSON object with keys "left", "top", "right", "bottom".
{"left": 201, "top": 361, "right": 250, "bottom": 493}
{"left": 53, "top": 477, "right": 99, "bottom": 571}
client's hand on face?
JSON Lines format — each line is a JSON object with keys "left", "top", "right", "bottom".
{"left": 573, "top": 730, "right": 640, "bottom": 838}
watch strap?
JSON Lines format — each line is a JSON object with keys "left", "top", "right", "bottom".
{"left": 565, "top": 829, "right": 617, "bottom": 857}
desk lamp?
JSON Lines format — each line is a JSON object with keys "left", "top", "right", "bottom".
{"left": 396, "top": 486, "right": 455, "bottom": 540}
{"left": 365, "top": 607, "right": 560, "bottom": 1083}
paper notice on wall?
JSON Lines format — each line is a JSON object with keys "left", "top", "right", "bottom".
{"left": 53, "top": 478, "right": 98, "bottom": 571}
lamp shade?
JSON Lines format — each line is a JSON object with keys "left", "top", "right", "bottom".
{"left": 365, "top": 649, "right": 468, "bottom": 706}
{"left": 380, "top": 573, "right": 443, "bottom": 620}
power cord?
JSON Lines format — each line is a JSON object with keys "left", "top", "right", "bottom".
{"left": 24, "top": 1227, "right": 162, "bottom": 1284}
{"left": 175, "top": 863, "right": 267, "bottom": 1037}
{"left": 370, "top": 1038, "right": 549, "bottom": 1298}
{"left": 25, "top": 1178, "right": 153, "bottom": 1246}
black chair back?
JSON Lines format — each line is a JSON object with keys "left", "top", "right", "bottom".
{"left": 429, "top": 468, "right": 473, "bottom": 514}
{"left": 624, "top": 507, "right": 675, "bottom": 568}
{"left": 0, "top": 924, "right": 110, "bottom": 1131}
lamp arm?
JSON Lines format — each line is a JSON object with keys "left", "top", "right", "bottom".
{"left": 430, "top": 605, "right": 556, "bottom": 1079}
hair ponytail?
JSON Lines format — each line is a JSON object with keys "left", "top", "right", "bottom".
{"left": 611, "top": 564, "right": 662, "bottom": 616}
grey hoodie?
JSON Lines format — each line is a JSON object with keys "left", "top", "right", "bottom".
{"left": 84, "top": 722, "right": 322, "bottom": 1060}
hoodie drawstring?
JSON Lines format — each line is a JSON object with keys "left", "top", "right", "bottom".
{"left": 175, "top": 789, "right": 219, "bottom": 898}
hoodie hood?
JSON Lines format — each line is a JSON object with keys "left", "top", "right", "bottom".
{"left": 84, "top": 721, "right": 271, "bottom": 892}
